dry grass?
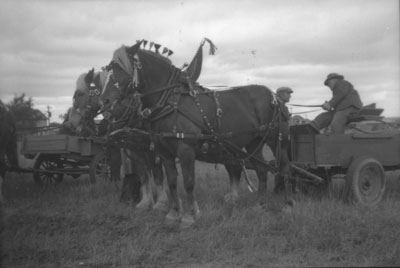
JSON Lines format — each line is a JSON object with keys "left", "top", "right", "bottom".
{"left": 2, "top": 163, "right": 400, "bottom": 268}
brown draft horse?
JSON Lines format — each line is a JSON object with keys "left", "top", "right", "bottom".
{"left": 0, "top": 101, "right": 19, "bottom": 203}
{"left": 100, "top": 42, "right": 293, "bottom": 228}
{"left": 71, "top": 68, "right": 168, "bottom": 210}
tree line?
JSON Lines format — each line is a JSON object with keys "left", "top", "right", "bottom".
{"left": 2, "top": 93, "right": 67, "bottom": 129}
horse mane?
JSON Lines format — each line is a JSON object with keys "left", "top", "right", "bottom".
{"left": 139, "top": 49, "right": 172, "bottom": 66}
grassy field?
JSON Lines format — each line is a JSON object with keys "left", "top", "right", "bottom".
{"left": 2, "top": 162, "right": 400, "bottom": 268}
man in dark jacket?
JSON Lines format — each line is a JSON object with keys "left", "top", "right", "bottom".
{"left": 274, "top": 87, "right": 293, "bottom": 193}
{"left": 310, "top": 73, "right": 363, "bottom": 134}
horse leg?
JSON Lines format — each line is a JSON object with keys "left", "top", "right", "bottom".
{"left": 163, "top": 157, "right": 181, "bottom": 224}
{"left": 119, "top": 149, "right": 148, "bottom": 208}
{"left": 6, "top": 139, "right": 19, "bottom": 169}
{"left": 133, "top": 152, "right": 154, "bottom": 211}
{"left": 109, "top": 146, "right": 121, "bottom": 181}
{"left": 0, "top": 155, "right": 6, "bottom": 204}
{"left": 245, "top": 142, "right": 270, "bottom": 206}
{"left": 151, "top": 158, "right": 169, "bottom": 212}
{"left": 223, "top": 164, "right": 242, "bottom": 204}
{"left": 177, "top": 142, "right": 199, "bottom": 228}
{"left": 280, "top": 149, "right": 295, "bottom": 211}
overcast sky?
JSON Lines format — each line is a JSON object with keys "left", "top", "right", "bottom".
{"left": 0, "top": 0, "right": 399, "bottom": 122}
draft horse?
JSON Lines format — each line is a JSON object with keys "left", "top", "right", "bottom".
{"left": 70, "top": 68, "right": 168, "bottom": 210}
{"left": 100, "top": 42, "right": 293, "bottom": 227}
{"left": 0, "top": 101, "right": 19, "bottom": 203}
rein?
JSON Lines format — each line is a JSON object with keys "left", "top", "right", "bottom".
{"left": 287, "top": 103, "right": 323, "bottom": 108}
{"left": 291, "top": 108, "right": 322, "bottom": 115}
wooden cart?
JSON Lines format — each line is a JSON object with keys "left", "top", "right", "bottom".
{"left": 21, "top": 134, "right": 111, "bottom": 186}
{"left": 290, "top": 124, "right": 400, "bottom": 206}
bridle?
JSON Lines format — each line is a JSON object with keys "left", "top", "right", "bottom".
{"left": 105, "top": 51, "right": 181, "bottom": 123}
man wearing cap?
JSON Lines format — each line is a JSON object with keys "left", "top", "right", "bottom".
{"left": 274, "top": 86, "right": 293, "bottom": 193}
{"left": 276, "top": 86, "right": 293, "bottom": 120}
{"left": 310, "top": 73, "right": 363, "bottom": 134}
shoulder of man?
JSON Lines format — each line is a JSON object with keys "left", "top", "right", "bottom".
{"left": 334, "top": 79, "right": 353, "bottom": 90}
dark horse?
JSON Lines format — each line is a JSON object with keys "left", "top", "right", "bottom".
{"left": 0, "top": 101, "right": 19, "bottom": 203}
{"left": 100, "top": 42, "right": 292, "bottom": 227}
{"left": 70, "top": 68, "right": 168, "bottom": 210}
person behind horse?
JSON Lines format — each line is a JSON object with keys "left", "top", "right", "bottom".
{"left": 274, "top": 86, "right": 293, "bottom": 193}
{"left": 310, "top": 73, "right": 363, "bottom": 134}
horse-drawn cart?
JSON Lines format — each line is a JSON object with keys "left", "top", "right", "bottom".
{"left": 20, "top": 134, "right": 111, "bottom": 186}
{"left": 290, "top": 124, "right": 400, "bottom": 206}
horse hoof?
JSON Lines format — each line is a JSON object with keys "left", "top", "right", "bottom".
{"left": 286, "top": 199, "right": 296, "bottom": 207}
{"left": 165, "top": 209, "right": 181, "bottom": 225}
{"left": 180, "top": 215, "right": 195, "bottom": 229}
{"left": 135, "top": 201, "right": 153, "bottom": 211}
{"left": 224, "top": 193, "right": 238, "bottom": 204}
{"left": 282, "top": 204, "right": 293, "bottom": 214}
{"left": 153, "top": 201, "right": 169, "bottom": 213}
{"left": 282, "top": 200, "right": 295, "bottom": 214}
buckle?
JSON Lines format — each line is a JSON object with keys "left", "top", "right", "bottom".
{"left": 141, "top": 108, "right": 151, "bottom": 118}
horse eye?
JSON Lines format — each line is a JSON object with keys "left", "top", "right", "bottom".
{"left": 114, "top": 82, "right": 120, "bottom": 89}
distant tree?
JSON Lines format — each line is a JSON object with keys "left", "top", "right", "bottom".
{"left": 6, "top": 93, "right": 47, "bottom": 129}
{"left": 59, "top": 107, "right": 72, "bottom": 122}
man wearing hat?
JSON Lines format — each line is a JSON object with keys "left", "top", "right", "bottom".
{"left": 274, "top": 86, "right": 293, "bottom": 193}
{"left": 276, "top": 86, "right": 293, "bottom": 120}
{"left": 310, "top": 73, "right": 363, "bottom": 134}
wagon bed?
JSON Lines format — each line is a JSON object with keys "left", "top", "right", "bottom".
{"left": 22, "top": 134, "right": 106, "bottom": 156}
{"left": 290, "top": 124, "right": 400, "bottom": 206}
{"left": 19, "top": 134, "right": 111, "bottom": 186}
{"left": 291, "top": 124, "right": 400, "bottom": 169}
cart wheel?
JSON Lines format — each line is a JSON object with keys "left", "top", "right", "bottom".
{"left": 33, "top": 155, "right": 63, "bottom": 186}
{"left": 89, "top": 152, "right": 111, "bottom": 184}
{"left": 345, "top": 156, "right": 386, "bottom": 206}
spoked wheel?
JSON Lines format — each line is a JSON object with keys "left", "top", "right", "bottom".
{"left": 345, "top": 156, "right": 386, "bottom": 206}
{"left": 89, "top": 152, "right": 111, "bottom": 184}
{"left": 33, "top": 155, "right": 64, "bottom": 187}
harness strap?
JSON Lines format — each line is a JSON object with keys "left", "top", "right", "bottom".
{"left": 213, "top": 91, "right": 222, "bottom": 128}
{"left": 171, "top": 88, "right": 181, "bottom": 133}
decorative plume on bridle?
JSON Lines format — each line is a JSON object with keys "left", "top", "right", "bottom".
{"left": 202, "top": 37, "right": 217, "bottom": 55}
{"left": 184, "top": 37, "right": 217, "bottom": 82}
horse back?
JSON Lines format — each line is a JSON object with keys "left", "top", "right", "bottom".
{"left": 174, "top": 85, "right": 274, "bottom": 135}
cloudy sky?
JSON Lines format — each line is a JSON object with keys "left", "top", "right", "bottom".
{"left": 0, "top": 0, "right": 399, "bottom": 123}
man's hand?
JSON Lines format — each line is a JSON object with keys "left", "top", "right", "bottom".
{"left": 322, "top": 101, "right": 331, "bottom": 111}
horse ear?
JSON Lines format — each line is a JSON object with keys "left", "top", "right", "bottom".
{"left": 127, "top": 41, "right": 142, "bottom": 55}
{"left": 85, "top": 68, "right": 95, "bottom": 85}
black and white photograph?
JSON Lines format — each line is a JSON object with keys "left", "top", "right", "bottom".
{"left": 1, "top": 0, "right": 399, "bottom": 267}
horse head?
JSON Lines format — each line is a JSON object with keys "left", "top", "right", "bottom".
{"left": 68, "top": 68, "right": 107, "bottom": 135}
{"left": 100, "top": 41, "right": 178, "bottom": 120}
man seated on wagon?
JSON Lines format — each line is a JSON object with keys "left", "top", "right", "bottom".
{"left": 310, "top": 73, "right": 363, "bottom": 134}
